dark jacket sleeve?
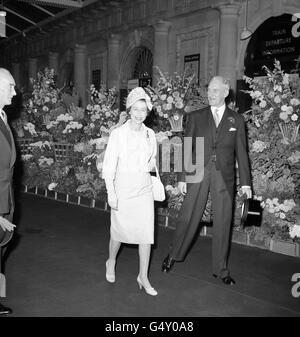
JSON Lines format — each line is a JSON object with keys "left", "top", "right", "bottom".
{"left": 235, "top": 115, "right": 251, "bottom": 187}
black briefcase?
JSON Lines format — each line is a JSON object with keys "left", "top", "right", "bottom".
{"left": 241, "top": 198, "right": 263, "bottom": 227}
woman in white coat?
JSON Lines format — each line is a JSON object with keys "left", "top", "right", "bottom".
{"left": 102, "top": 87, "right": 158, "bottom": 296}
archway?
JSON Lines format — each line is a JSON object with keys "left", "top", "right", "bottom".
{"left": 119, "top": 45, "right": 153, "bottom": 110}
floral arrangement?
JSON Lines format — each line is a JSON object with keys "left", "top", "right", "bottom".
{"left": 21, "top": 68, "right": 64, "bottom": 136}
{"left": 243, "top": 60, "right": 300, "bottom": 241}
{"left": 243, "top": 59, "right": 299, "bottom": 144}
{"left": 146, "top": 67, "right": 195, "bottom": 130}
{"left": 84, "top": 85, "right": 123, "bottom": 137}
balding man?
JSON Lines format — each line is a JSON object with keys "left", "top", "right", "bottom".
{"left": 0, "top": 68, "right": 17, "bottom": 314}
{"left": 162, "top": 76, "right": 252, "bottom": 285}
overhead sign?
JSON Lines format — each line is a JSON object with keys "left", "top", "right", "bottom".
{"left": 245, "top": 14, "right": 300, "bottom": 76}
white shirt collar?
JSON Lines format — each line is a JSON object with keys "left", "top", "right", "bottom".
{"left": 211, "top": 104, "right": 226, "bottom": 119}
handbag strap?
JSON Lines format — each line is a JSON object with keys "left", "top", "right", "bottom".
{"left": 154, "top": 165, "right": 161, "bottom": 182}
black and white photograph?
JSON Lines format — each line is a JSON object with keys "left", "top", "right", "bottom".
{"left": 0, "top": 0, "right": 299, "bottom": 326}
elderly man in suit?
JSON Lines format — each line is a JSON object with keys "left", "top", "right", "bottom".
{"left": 162, "top": 76, "right": 252, "bottom": 285}
{"left": 0, "top": 68, "right": 17, "bottom": 314}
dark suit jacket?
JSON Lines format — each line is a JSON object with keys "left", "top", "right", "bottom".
{"left": 0, "top": 117, "right": 16, "bottom": 215}
{"left": 178, "top": 106, "right": 251, "bottom": 196}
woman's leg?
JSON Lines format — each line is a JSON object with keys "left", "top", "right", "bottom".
{"left": 106, "top": 238, "right": 121, "bottom": 274}
{"left": 138, "top": 243, "right": 153, "bottom": 289}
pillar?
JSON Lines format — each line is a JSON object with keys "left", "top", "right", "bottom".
{"left": 217, "top": 4, "right": 240, "bottom": 93}
{"left": 153, "top": 20, "right": 171, "bottom": 83}
{"left": 48, "top": 51, "right": 59, "bottom": 74}
{"left": 107, "top": 34, "right": 121, "bottom": 90}
{"left": 74, "top": 44, "right": 87, "bottom": 108}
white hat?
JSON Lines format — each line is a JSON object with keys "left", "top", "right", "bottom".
{"left": 126, "top": 87, "right": 153, "bottom": 111}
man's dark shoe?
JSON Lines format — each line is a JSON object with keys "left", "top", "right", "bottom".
{"left": 162, "top": 255, "right": 175, "bottom": 272}
{"left": 0, "top": 303, "right": 12, "bottom": 315}
{"left": 213, "top": 274, "right": 235, "bottom": 285}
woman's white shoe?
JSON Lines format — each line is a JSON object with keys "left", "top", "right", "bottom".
{"left": 105, "top": 260, "right": 115, "bottom": 283}
{"left": 137, "top": 276, "right": 158, "bottom": 296}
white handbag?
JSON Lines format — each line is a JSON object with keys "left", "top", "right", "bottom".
{"left": 151, "top": 165, "right": 165, "bottom": 202}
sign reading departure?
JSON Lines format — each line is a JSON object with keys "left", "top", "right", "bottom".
{"left": 244, "top": 14, "right": 300, "bottom": 76}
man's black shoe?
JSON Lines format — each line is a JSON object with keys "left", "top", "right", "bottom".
{"left": 0, "top": 303, "right": 12, "bottom": 315}
{"left": 213, "top": 274, "right": 235, "bottom": 285}
{"left": 161, "top": 255, "right": 175, "bottom": 272}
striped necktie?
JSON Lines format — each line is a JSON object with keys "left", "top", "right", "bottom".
{"left": 212, "top": 108, "right": 220, "bottom": 127}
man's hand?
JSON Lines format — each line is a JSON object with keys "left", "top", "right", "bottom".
{"left": 241, "top": 186, "right": 252, "bottom": 199}
{"left": 0, "top": 216, "right": 16, "bottom": 232}
{"left": 178, "top": 182, "right": 187, "bottom": 195}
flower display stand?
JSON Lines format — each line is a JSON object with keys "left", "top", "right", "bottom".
{"left": 18, "top": 138, "right": 33, "bottom": 155}
{"left": 168, "top": 114, "right": 183, "bottom": 132}
{"left": 53, "top": 142, "right": 73, "bottom": 162}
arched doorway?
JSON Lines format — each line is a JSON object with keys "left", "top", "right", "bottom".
{"left": 133, "top": 47, "right": 153, "bottom": 87}
{"left": 120, "top": 46, "right": 153, "bottom": 110}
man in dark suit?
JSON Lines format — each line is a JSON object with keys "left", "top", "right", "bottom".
{"left": 0, "top": 68, "right": 17, "bottom": 314}
{"left": 162, "top": 76, "right": 252, "bottom": 285}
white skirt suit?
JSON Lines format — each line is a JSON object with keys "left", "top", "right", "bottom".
{"left": 102, "top": 120, "right": 157, "bottom": 244}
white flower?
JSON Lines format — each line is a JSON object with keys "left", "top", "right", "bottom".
{"left": 252, "top": 140, "right": 267, "bottom": 153}
{"left": 290, "top": 98, "right": 300, "bottom": 106}
{"left": 291, "top": 114, "right": 298, "bottom": 121}
{"left": 74, "top": 143, "right": 85, "bottom": 152}
{"left": 282, "top": 74, "right": 289, "bottom": 85}
{"left": 274, "top": 95, "right": 281, "bottom": 104}
{"left": 274, "top": 84, "right": 282, "bottom": 92}
{"left": 259, "top": 100, "right": 267, "bottom": 108}
{"left": 160, "top": 94, "right": 167, "bottom": 101}
{"left": 165, "top": 185, "right": 173, "bottom": 191}
{"left": 279, "top": 112, "right": 288, "bottom": 121}
{"left": 167, "top": 96, "right": 174, "bottom": 104}
{"left": 175, "top": 101, "right": 184, "bottom": 109}
{"left": 288, "top": 151, "right": 300, "bottom": 164}
{"left": 289, "top": 225, "right": 300, "bottom": 239}
{"left": 48, "top": 182, "right": 58, "bottom": 190}
{"left": 166, "top": 103, "right": 172, "bottom": 110}
{"left": 42, "top": 106, "right": 49, "bottom": 112}
{"left": 21, "top": 154, "right": 33, "bottom": 161}
{"left": 279, "top": 212, "right": 286, "bottom": 219}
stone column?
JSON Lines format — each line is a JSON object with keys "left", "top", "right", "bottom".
{"left": 28, "top": 57, "right": 38, "bottom": 88}
{"left": 107, "top": 34, "right": 121, "bottom": 90}
{"left": 12, "top": 62, "right": 21, "bottom": 89}
{"left": 217, "top": 4, "right": 240, "bottom": 93}
{"left": 48, "top": 51, "right": 59, "bottom": 74}
{"left": 153, "top": 20, "right": 171, "bottom": 83}
{"left": 74, "top": 44, "right": 87, "bottom": 108}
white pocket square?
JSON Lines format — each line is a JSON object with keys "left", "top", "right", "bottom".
{"left": 229, "top": 127, "right": 236, "bottom": 131}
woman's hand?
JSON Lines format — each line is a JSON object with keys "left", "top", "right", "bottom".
{"left": 108, "top": 194, "right": 118, "bottom": 210}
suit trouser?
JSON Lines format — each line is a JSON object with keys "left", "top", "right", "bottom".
{"left": 170, "top": 159, "right": 233, "bottom": 278}
{"left": 0, "top": 211, "right": 14, "bottom": 297}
